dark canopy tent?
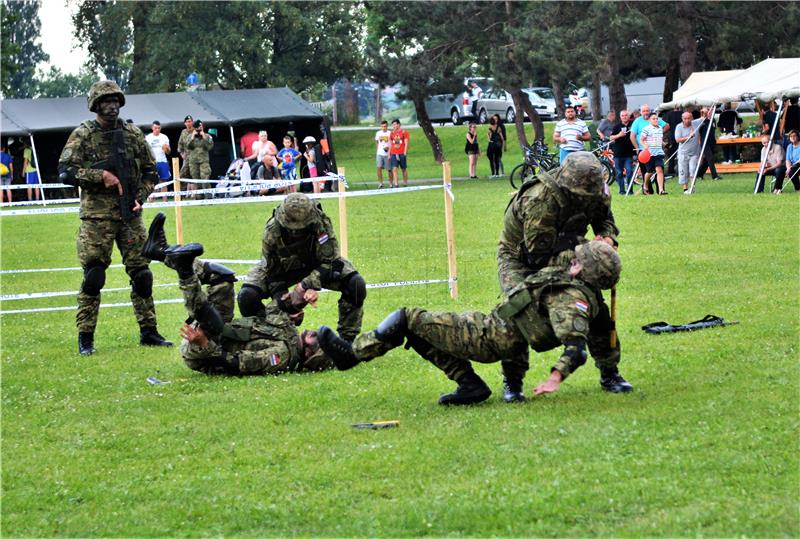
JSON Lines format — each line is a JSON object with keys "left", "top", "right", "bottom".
{"left": 0, "top": 87, "right": 331, "bottom": 186}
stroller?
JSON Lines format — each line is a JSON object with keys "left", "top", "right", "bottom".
{"left": 215, "top": 158, "right": 252, "bottom": 198}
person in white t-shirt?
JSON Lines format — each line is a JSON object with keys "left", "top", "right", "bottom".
{"left": 145, "top": 121, "right": 171, "bottom": 191}
{"left": 374, "top": 120, "right": 392, "bottom": 188}
{"left": 553, "top": 106, "right": 590, "bottom": 163}
{"left": 469, "top": 81, "right": 483, "bottom": 120}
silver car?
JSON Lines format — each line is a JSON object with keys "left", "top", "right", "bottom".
{"left": 523, "top": 87, "right": 556, "bottom": 120}
{"left": 425, "top": 84, "right": 548, "bottom": 125}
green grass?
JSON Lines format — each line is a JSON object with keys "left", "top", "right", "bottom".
{"left": 1, "top": 171, "right": 799, "bottom": 537}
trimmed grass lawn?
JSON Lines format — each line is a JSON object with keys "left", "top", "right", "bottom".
{"left": 1, "top": 143, "right": 798, "bottom": 536}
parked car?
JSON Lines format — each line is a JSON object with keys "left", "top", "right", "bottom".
{"left": 425, "top": 81, "right": 549, "bottom": 125}
{"left": 523, "top": 87, "right": 556, "bottom": 120}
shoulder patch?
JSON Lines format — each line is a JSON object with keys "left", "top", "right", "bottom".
{"left": 575, "top": 299, "right": 589, "bottom": 313}
{"left": 573, "top": 317, "right": 588, "bottom": 333}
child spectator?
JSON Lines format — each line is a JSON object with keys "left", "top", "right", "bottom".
{"left": 277, "top": 135, "right": 302, "bottom": 183}
{"left": 374, "top": 120, "right": 392, "bottom": 188}
{"left": 639, "top": 112, "right": 667, "bottom": 195}
{"left": 302, "top": 136, "right": 324, "bottom": 194}
{"left": 0, "top": 143, "right": 13, "bottom": 203}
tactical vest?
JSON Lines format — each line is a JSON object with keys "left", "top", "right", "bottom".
{"left": 221, "top": 314, "right": 303, "bottom": 371}
{"left": 496, "top": 268, "right": 600, "bottom": 351}
{"left": 80, "top": 120, "right": 145, "bottom": 191}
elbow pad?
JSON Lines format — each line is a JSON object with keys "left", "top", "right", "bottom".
{"left": 58, "top": 164, "right": 79, "bottom": 186}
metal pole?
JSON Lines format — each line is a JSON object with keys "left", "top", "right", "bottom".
{"left": 754, "top": 99, "right": 785, "bottom": 194}
{"left": 28, "top": 134, "right": 47, "bottom": 205}
{"left": 625, "top": 160, "right": 640, "bottom": 196}
{"left": 688, "top": 103, "right": 717, "bottom": 195}
{"left": 228, "top": 125, "right": 237, "bottom": 160}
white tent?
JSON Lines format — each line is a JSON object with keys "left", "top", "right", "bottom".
{"left": 669, "top": 69, "right": 743, "bottom": 104}
{"left": 659, "top": 58, "right": 800, "bottom": 109}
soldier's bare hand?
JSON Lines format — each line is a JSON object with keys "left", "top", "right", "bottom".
{"left": 533, "top": 371, "right": 562, "bottom": 396}
{"left": 102, "top": 170, "right": 123, "bottom": 196}
{"left": 132, "top": 200, "right": 142, "bottom": 213}
{"left": 303, "top": 288, "right": 319, "bottom": 307}
{"left": 594, "top": 235, "right": 615, "bottom": 247}
{"left": 180, "top": 323, "right": 209, "bottom": 347}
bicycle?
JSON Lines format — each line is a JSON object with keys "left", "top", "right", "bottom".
{"left": 590, "top": 140, "right": 616, "bottom": 185}
{"left": 509, "top": 140, "right": 559, "bottom": 189}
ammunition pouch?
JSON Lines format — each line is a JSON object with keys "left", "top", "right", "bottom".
{"left": 496, "top": 285, "right": 556, "bottom": 352}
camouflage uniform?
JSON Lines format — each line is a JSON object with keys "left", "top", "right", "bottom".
{"left": 240, "top": 194, "right": 366, "bottom": 341}
{"left": 351, "top": 266, "right": 610, "bottom": 382}
{"left": 184, "top": 132, "right": 213, "bottom": 180}
{"left": 177, "top": 128, "right": 193, "bottom": 179}
{"left": 58, "top": 81, "right": 160, "bottom": 336}
{"left": 497, "top": 151, "right": 620, "bottom": 382}
{"left": 178, "top": 272, "right": 333, "bottom": 375}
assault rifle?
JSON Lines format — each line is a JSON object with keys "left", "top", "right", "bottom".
{"left": 641, "top": 314, "right": 739, "bottom": 335}
{"left": 92, "top": 129, "right": 137, "bottom": 222}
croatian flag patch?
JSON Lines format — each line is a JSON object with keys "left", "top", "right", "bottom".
{"left": 575, "top": 300, "right": 589, "bottom": 313}
{"left": 318, "top": 233, "right": 329, "bottom": 244}
{"left": 269, "top": 353, "right": 280, "bottom": 366}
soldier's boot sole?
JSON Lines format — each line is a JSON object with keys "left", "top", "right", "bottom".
{"left": 143, "top": 212, "right": 169, "bottom": 262}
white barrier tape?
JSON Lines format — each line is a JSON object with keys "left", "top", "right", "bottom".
{"left": 0, "top": 278, "right": 448, "bottom": 315}
{"left": 1, "top": 198, "right": 80, "bottom": 207}
{"left": 445, "top": 183, "right": 455, "bottom": 202}
{"left": 0, "top": 259, "right": 259, "bottom": 276}
{"left": 1, "top": 184, "right": 442, "bottom": 217}
{"left": 155, "top": 174, "right": 344, "bottom": 190}
{"left": 148, "top": 180, "right": 301, "bottom": 198}
{"left": 1, "top": 282, "right": 175, "bottom": 301}
{"left": 4, "top": 183, "right": 72, "bottom": 190}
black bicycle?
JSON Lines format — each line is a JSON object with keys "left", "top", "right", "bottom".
{"left": 509, "top": 140, "right": 559, "bottom": 189}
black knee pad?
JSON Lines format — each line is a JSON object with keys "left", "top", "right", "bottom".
{"left": 131, "top": 267, "right": 153, "bottom": 298}
{"left": 590, "top": 303, "right": 612, "bottom": 333}
{"left": 81, "top": 262, "right": 107, "bottom": 296}
{"left": 237, "top": 284, "right": 265, "bottom": 317}
{"left": 341, "top": 272, "right": 367, "bottom": 307}
{"left": 564, "top": 338, "right": 588, "bottom": 368}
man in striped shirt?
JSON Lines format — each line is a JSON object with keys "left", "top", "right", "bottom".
{"left": 553, "top": 105, "right": 591, "bottom": 163}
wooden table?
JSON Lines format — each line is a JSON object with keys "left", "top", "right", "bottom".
{"left": 715, "top": 136, "right": 761, "bottom": 173}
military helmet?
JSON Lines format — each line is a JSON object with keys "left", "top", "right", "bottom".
{"left": 87, "top": 80, "right": 126, "bottom": 112}
{"left": 575, "top": 241, "right": 621, "bottom": 290}
{"left": 556, "top": 151, "right": 605, "bottom": 197}
{"left": 275, "top": 193, "right": 316, "bottom": 230}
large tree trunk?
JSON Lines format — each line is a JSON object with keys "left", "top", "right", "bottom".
{"left": 552, "top": 77, "right": 565, "bottom": 119}
{"left": 374, "top": 83, "right": 382, "bottom": 124}
{"left": 603, "top": 41, "right": 627, "bottom": 113}
{"left": 675, "top": 3, "right": 697, "bottom": 82}
{"left": 127, "top": 3, "right": 151, "bottom": 93}
{"left": 343, "top": 79, "right": 358, "bottom": 124}
{"left": 510, "top": 87, "right": 544, "bottom": 146}
{"left": 590, "top": 70, "right": 602, "bottom": 121}
{"left": 412, "top": 95, "right": 445, "bottom": 163}
{"left": 663, "top": 49, "right": 681, "bottom": 103}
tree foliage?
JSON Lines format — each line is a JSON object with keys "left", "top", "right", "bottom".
{"left": 1, "top": 0, "right": 48, "bottom": 98}
{"left": 36, "top": 66, "right": 98, "bottom": 98}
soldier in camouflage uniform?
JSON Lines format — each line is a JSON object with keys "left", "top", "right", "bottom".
{"left": 319, "top": 242, "right": 624, "bottom": 405}
{"left": 164, "top": 241, "right": 333, "bottom": 375}
{"left": 184, "top": 119, "right": 213, "bottom": 194}
{"left": 238, "top": 193, "right": 367, "bottom": 342}
{"left": 58, "top": 80, "right": 172, "bottom": 355}
{"left": 497, "top": 151, "right": 631, "bottom": 398}
{"left": 177, "top": 115, "right": 194, "bottom": 189}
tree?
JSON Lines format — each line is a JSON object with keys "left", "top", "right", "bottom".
{"left": 36, "top": 66, "right": 98, "bottom": 98}
{"left": 73, "top": 0, "right": 133, "bottom": 89}
{"left": 1, "top": 0, "right": 48, "bottom": 98}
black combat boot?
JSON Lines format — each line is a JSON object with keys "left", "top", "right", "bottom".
{"left": 502, "top": 376, "right": 526, "bottom": 403}
{"left": 438, "top": 371, "right": 491, "bottom": 406}
{"left": 318, "top": 325, "right": 360, "bottom": 370}
{"left": 374, "top": 308, "right": 407, "bottom": 346}
{"left": 78, "top": 331, "right": 96, "bottom": 356}
{"left": 164, "top": 243, "right": 204, "bottom": 279}
{"left": 600, "top": 369, "right": 633, "bottom": 393}
{"left": 143, "top": 212, "right": 169, "bottom": 262}
{"left": 140, "top": 326, "right": 173, "bottom": 347}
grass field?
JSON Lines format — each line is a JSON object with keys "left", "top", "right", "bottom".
{"left": 1, "top": 131, "right": 799, "bottom": 537}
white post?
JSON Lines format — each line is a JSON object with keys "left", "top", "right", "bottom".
{"left": 688, "top": 103, "right": 717, "bottom": 195}
{"left": 228, "top": 125, "right": 237, "bottom": 160}
{"left": 624, "top": 160, "right": 640, "bottom": 196}
{"left": 442, "top": 161, "right": 458, "bottom": 300}
{"left": 337, "top": 167, "right": 348, "bottom": 259}
{"left": 28, "top": 134, "right": 47, "bottom": 205}
{"left": 754, "top": 99, "right": 785, "bottom": 194}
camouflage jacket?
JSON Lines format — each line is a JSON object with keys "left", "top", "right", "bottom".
{"left": 177, "top": 128, "right": 193, "bottom": 157}
{"left": 497, "top": 172, "right": 618, "bottom": 295}
{"left": 185, "top": 133, "right": 213, "bottom": 164}
{"left": 58, "top": 119, "right": 157, "bottom": 220}
{"left": 259, "top": 208, "right": 340, "bottom": 298}
{"left": 496, "top": 267, "right": 602, "bottom": 379}
{"left": 182, "top": 303, "right": 304, "bottom": 375}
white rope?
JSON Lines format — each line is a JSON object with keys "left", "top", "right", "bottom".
{"left": 0, "top": 259, "right": 258, "bottom": 275}
{"left": 0, "top": 278, "right": 449, "bottom": 315}
{"left": 4, "top": 182, "right": 72, "bottom": 190}
{"left": 1, "top": 198, "right": 80, "bottom": 207}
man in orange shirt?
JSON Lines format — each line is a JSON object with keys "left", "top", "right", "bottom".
{"left": 389, "top": 119, "right": 410, "bottom": 187}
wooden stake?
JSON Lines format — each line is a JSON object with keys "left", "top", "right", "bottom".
{"left": 337, "top": 167, "right": 348, "bottom": 259}
{"left": 171, "top": 157, "right": 183, "bottom": 245}
{"left": 442, "top": 162, "right": 458, "bottom": 299}
{"left": 610, "top": 286, "right": 618, "bottom": 348}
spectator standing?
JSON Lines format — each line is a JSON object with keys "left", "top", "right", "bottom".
{"left": 486, "top": 115, "right": 505, "bottom": 177}
{"left": 782, "top": 130, "right": 800, "bottom": 193}
{"left": 781, "top": 98, "right": 799, "bottom": 149}
{"left": 553, "top": 105, "right": 590, "bottom": 163}
{"left": 145, "top": 121, "right": 171, "bottom": 191}
{"left": 755, "top": 133, "right": 786, "bottom": 193}
{"left": 23, "top": 138, "right": 40, "bottom": 201}
{"left": 630, "top": 104, "right": 668, "bottom": 191}
{"left": 639, "top": 112, "right": 667, "bottom": 194}
{"left": 491, "top": 114, "right": 508, "bottom": 174}
{"left": 673, "top": 112, "right": 702, "bottom": 194}
{"left": 761, "top": 100, "right": 782, "bottom": 142}
{"left": 596, "top": 110, "right": 616, "bottom": 143}
{"left": 718, "top": 103, "right": 743, "bottom": 163}
{"left": 374, "top": 120, "right": 392, "bottom": 188}
{"left": 609, "top": 110, "right": 634, "bottom": 195}
{"left": 697, "top": 107, "right": 722, "bottom": 181}
{"left": 302, "top": 136, "right": 323, "bottom": 193}
{"left": 389, "top": 119, "right": 410, "bottom": 187}
{"left": 185, "top": 119, "right": 214, "bottom": 197}
{"left": 469, "top": 81, "right": 483, "bottom": 120}
{"left": 0, "top": 143, "right": 13, "bottom": 203}
{"left": 665, "top": 106, "right": 684, "bottom": 175}
{"left": 239, "top": 130, "right": 259, "bottom": 159}
{"left": 277, "top": 135, "right": 301, "bottom": 185}
{"left": 464, "top": 122, "right": 479, "bottom": 179}
{"left": 177, "top": 115, "right": 195, "bottom": 192}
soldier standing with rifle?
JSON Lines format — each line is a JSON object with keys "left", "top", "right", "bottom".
{"left": 58, "top": 80, "right": 172, "bottom": 355}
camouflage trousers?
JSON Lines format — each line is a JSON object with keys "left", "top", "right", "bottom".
{"left": 352, "top": 307, "right": 530, "bottom": 382}
{"left": 165, "top": 258, "right": 235, "bottom": 323}
{"left": 184, "top": 160, "right": 210, "bottom": 182}
{"left": 76, "top": 217, "right": 156, "bottom": 332}
{"left": 245, "top": 259, "right": 363, "bottom": 342}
